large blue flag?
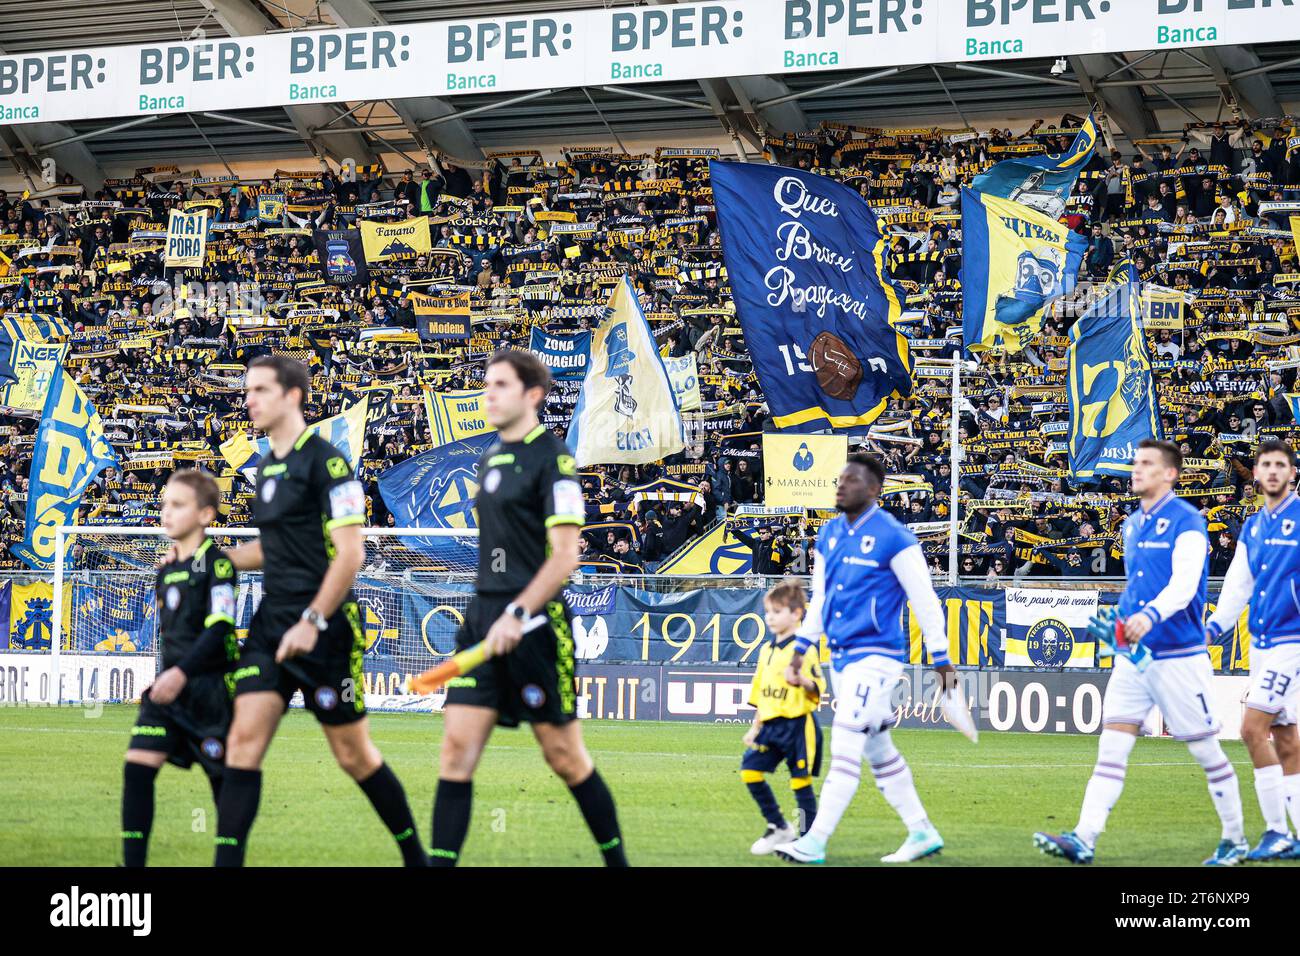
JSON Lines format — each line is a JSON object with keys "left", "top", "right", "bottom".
{"left": 376, "top": 433, "right": 495, "bottom": 568}
{"left": 972, "top": 113, "right": 1098, "bottom": 219}
{"left": 711, "top": 161, "right": 912, "bottom": 434}
{"left": 12, "top": 371, "right": 119, "bottom": 570}
{"left": 1067, "top": 283, "right": 1162, "bottom": 483}
{"left": 961, "top": 188, "right": 1088, "bottom": 355}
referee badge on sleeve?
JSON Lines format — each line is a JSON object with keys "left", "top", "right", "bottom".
{"left": 329, "top": 480, "right": 366, "bottom": 520}
{"left": 552, "top": 479, "right": 584, "bottom": 522}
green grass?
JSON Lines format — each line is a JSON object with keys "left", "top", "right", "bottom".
{"left": 0, "top": 705, "right": 1273, "bottom": 866}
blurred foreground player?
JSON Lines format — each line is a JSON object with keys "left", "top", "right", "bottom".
{"left": 1205, "top": 439, "right": 1300, "bottom": 861}
{"left": 125, "top": 470, "right": 238, "bottom": 866}
{"left": 1035, "top": 440, "right": 1247, "bottom": 866}
{"left": 429, "top": 349, "right": 627, "bottom": 867}
{"left": 775, "top": 454, "right": 955, "bottom": 865}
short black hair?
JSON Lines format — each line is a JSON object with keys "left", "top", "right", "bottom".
{"left": 248, "top": 354, "right": 310, "bottom": 409}
{"left": 486, "top": 348, "right": 552, "bottom": 405}
{"left": 1138, "top": 438, "right": 1182, "bottom": 473}
{"left": 846, "top": 452, "right": 886, "bottom": 488}
{"left": 1256, "top": 438, "right": 1296, "bottom": 468}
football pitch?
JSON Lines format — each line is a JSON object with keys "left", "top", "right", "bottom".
{"left": 0, "top": 705, "right": 1279, "bottom": 867}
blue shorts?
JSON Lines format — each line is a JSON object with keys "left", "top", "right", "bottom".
{"left": 741, "top": 714, "right": 822, "bottom": 778}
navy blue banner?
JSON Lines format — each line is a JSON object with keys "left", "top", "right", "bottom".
{"left": 710, "top": 160, "right": 912, "bottom": 433}
{"left": 529, "top": 327, "right": 591, "bottom": 381}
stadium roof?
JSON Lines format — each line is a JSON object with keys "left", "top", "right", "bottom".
{"left": 2, "top": 0, "right": 1300, "bottom": 189}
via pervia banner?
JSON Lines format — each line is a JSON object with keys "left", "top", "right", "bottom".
{"left": 529, "top": 327, "right": 590, "bottom": 380}
{"left": 711, "top": 160, "right": 912, "bottom": 433}
{"left": 11, "top": 372, "right": 119, "bottom": 570}
{"left": 971, "top": 113, "right": 1097, "bottom": 219}
{"left": 1067, "top": 283, "right": 1162, "bottom": 482}
{"left": 568, "top": 276, "right": 684, "bottom": 465}
{"left": 960, "top": 187, "right": 1088, "bottom": 355}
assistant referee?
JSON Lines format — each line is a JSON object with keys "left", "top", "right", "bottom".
{"left": 212, "top": 355, "right": 427, "bottom": 867}
{"left": 431, "top": 349, "right": 628, "bottom": 866}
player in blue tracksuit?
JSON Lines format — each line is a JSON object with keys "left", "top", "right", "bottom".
{"left": 1035, "top": 439, "right": 1247, "bottom": 866}
{"left": 1206, "top": 438, "right": 1300, "bottom": 861}
{"left": 774, "top": 454, "right": 956, "bottom": 865}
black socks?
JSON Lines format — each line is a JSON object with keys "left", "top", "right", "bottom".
{"left": 121, "top": 762, "right": 159, "bottom": 867}
{"left": 214, "top": 767, "right": 262, "bottom": 867}
{"left": 357, "top": 763, "right": 428, "bottom": 867}
{"left": 569, "top": 770, "right": 628, "bottom": 867}
{"left": 429, "top": 778, "right": 473, "bottom": 867}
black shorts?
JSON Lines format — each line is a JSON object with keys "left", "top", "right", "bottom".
{"left": 444, "top": 593, "right": 577, "bottom": 728}
{"left": 741, "top": 714, "right": 823, "bottom": 779}
{"left": 128, "top": 673, "right": 232, "bottom": 776}
{"left": 230, "top": 598, "right": 367, "bottom": 726}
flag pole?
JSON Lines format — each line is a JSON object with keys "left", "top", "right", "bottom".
{"left": 949, "top": 358, "right": 961, "bottom": 586}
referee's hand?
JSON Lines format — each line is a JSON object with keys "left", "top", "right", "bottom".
{"left": 276, "top": 620, "right": 320, "bottom": 663}
{"left": 486, "top": 613, "right": 524, "bottom": 656}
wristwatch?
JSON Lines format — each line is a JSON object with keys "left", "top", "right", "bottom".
{"left": 504, "top": 602, "right": 529, "bottom": 622}
{"left": 301, "top": 607, "right": 328, "bottom": 631}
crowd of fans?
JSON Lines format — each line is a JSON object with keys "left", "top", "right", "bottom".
{"left": 1, "top": 112, "right": 1299, "bottom": 579}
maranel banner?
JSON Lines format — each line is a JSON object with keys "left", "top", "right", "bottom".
{"left": 4, "top": 2, "right": 1296, "bottom": 127}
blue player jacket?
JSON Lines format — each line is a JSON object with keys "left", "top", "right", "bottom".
{"left": 1118, "top": 491, "right": 1209, "bottom": 659}
{"left": 1236, "top": 491, "right": 1300, "bottom": 649}
{"left": 795, "top": 505, "right": 946, "bottom": 668}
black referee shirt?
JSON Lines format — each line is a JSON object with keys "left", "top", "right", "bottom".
{"left": 252, "top": 430, "right": 366, "bottom": 606}
{"left": 155, "top": 537, "right": 237, "bottom": 673}
{"left": 474, "top": 424, "right": 584, "bottom": 595}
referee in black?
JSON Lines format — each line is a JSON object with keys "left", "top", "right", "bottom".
{"left": 210, "top": 355, "right": 427, "bottom": 866}
{"left": 431, "top": 349, "right": 627, "bottom": 866}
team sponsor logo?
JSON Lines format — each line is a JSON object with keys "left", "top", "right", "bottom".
{"left": 1025, "top": 618, "right": 1075, "bottom": 667}
{"left": 792, "top": 442, "right": 814, "bottom": 472}
{"left": 314, "top": 686, "right": 339, "bottom": 710}
{"left": 483, "top": 468, "right": 501, "bottom": 493}
{"left": 521, "top": 684, "right": 546, "bottom": 708}
{"left": 201, "top": 737, "right": 224, "bottom": 760}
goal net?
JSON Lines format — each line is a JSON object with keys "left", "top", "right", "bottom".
{"left": 49, "top": 526, "right": 479, "bottom": 712}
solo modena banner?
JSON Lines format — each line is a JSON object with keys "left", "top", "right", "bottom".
{"left": 3, "top": 1, "right": 1297, "bottom": 126}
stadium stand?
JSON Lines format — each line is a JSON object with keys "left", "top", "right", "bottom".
{"left": 1, "top": 115, "right": 1299, "bottom": 580}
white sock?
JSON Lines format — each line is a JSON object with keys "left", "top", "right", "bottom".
{"left": 808, "top": 723, "right": 866, "bottom": 844}
{"left": 1254, "top": 764, "right": 1288, "bottom": 834}
{"left": 1283, "top": 774, "right": 1300, "bottom": 834}
{"left": 864, "top": 730, "right": 930, "bottom": 832}
{"left": 1076, "top": 729, "right": 1136, "bottom": 846}
{"left": 1187, "top": 737, "right": 1245, "bottom": 842}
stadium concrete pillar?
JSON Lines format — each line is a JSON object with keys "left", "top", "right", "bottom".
{"left": 199, "top": 0, "right": 376, "bottom": 166}
{"left": 1069, "top": 54, "right": 1152, "bottom": 150}
{"left": 1198, "top": 46, "right": 1281, "bottom": 120}
{"left": 320, "top": 0, "right": 484, "bottom": 162}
